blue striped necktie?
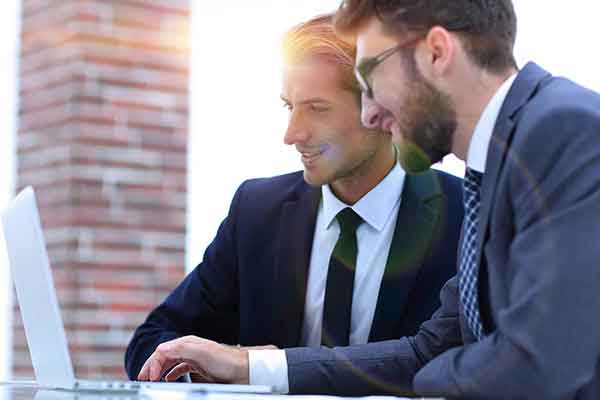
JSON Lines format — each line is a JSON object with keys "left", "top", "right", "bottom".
{"left": 459, "top": 168, "right": 485, "bottom": 340}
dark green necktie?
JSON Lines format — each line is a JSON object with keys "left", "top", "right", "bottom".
{"left": 321, "top": 207, "right": 363, "bottom": 347}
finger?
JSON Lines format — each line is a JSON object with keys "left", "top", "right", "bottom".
{"left": 138, "top": 356, "right": 154, "bottom": 381}
{"left": 138, "top": 363, "right": 147, "bottom": 381}
{"left": 146, "top": 347, "right": 180, "bottom": 381}
{"left": 190, "top": 371, "right": 216, "bottom": 383}
{"left": 144, "top": 336, "right": 215, "bottom": 382}
{"left": 149, "top": 353, "right": 180, "bottom": 382}
{"left": 139, "top": 344, "right": 172, "bottom": 381}
{"left": 146, "top": 351, "right": 165, "bottom": 381}
{"left": 150, "top": 337, "right": 205, "bottom": 380}
{"left": 139, "top": 338, "right": 198, "bottom": 381}
{"left": 165, "top": 362, "right": 194, "bottom": 382}
{"left": 159, "top": 336, "right": 209, "bottom": 366}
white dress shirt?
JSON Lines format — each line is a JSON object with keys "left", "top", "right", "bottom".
{"left": 249, "top": 161, "right": 406, "bottom": 393}
{"left": 466, "top": 74, "right": 518, "bottom": 173}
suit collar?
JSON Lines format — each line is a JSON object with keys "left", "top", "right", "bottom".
{"left": 474, "top": 62, "right": 552, "bottom": 284}
{"left": 272, "top": 180, "right": 321, "bottom": 348}
{"left": 499, "top": 62, "right": 551, "bottom": 120}
{"left": 369, "top": 169, "right": 444, "bottom": 341}
{"left": 321, "top": 162, "right": 406, "bottom": 232}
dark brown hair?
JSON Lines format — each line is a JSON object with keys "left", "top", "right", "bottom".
{"left": 334, "top": 0, "right": 517, "bottom": 73}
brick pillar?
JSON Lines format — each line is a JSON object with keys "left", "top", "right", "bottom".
{"left": 14, "top": 0, "right": 189, "bottom": 378}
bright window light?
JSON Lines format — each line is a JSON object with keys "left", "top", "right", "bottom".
{"left": 186, "top": 1, "right": 600, "bottom": 270}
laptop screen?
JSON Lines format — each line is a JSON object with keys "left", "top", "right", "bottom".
{"left": 1, "top": 187, "right": 76, "bottom": 389}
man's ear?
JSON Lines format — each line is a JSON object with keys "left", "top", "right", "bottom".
{"left": 415, "top": 26, "right": 454, "bottom": 81}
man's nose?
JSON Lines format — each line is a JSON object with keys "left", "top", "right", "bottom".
{"left": 361, "top": 94, "right": 384, "bottom": 130}
{"left": 283, "top": 111, "right": 309, "bottom": 145}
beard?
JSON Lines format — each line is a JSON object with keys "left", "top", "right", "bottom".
{"left": 393, "top": 67, "right": 457, "bottom": 174}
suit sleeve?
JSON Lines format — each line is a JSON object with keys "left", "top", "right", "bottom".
{"left": 124, "top": 182, "right": 248, "bottom": 379}
{"left": 414, "top": 105, "right": 600, "bottom": 399}
{"left": 285, "top": 275, "right": 462, "bottom": 396}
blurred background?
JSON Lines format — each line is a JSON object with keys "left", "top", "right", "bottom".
{"left": 1, "top": 0, "right": 599, "bottom": 381}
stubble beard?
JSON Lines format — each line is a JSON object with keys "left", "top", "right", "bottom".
{"left": 395, "top": 68, "right": 457, "bottom": 174}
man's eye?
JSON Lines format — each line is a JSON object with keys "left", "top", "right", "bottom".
{"left": 282, "top": 103, "right": 292, "bottom": 111}
{"left": 310, "top": 104, "right": 330, "bottom": 113}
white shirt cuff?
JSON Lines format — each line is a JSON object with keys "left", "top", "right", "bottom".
{"left": 248, "top": 349, "right": 289, "bottom": 394}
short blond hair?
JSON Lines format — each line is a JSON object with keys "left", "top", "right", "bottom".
{"left": 282, "top": 13, "right": 359, "bottom": 98}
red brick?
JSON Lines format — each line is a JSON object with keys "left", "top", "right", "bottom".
{"left": 14, "top": 0, "right": 189, "bottom": 379}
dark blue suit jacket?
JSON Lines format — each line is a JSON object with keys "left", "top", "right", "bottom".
{"left": 125, "top": 168, "right": 463, "bottom": 379}
{"left": 286, "top": 63, "right": 600, "bottom": 399}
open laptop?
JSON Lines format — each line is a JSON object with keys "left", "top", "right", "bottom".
{"left": 1, "top": 187, "right": 271, "bottom": 394}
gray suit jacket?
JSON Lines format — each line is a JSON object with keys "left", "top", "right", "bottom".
{"left": 285, "top": 62, "right": 600, "bottom": 399}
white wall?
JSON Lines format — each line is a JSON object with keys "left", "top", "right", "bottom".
{"left": 186, "top": 1, "right": 461, "bottom": 269}
{"left": 436, "top": 1, "right": 600, "bottom": 177}
{"left": 187, "top": 1, "right": 600, "bottom": 270}
{"left": 513, "top": 1, "right": 600, "bottom": 93}
{"left": 187, "top": 0, "right": 341, "bottom": 269}
{"left": 0, "top": 0, "right": 20, "bottom": 382}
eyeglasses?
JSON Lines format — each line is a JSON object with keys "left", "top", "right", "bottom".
{"left": 354, "top": 36, "right": 422, "bottom": 99}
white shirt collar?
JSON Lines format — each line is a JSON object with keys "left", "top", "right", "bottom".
{"left": 322, "top": 161, "right": 405, "bottom": 232}
{"left": 466, "top": 73, "right": 518, "bottom": 173}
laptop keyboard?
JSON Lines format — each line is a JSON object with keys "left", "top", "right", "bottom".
{"left": 74, "top": 380, "right": 141, "bottom": 392}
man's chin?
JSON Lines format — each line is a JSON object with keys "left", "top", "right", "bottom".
{"left": 303, "top": 171, "right": 327, "bottom": 187}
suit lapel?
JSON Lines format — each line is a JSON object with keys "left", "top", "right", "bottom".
{"left": 369, "top": 170, "right": 443, "bottom": 341}
{"left": 474, "top": 62, "right": 552, "bottom": 284}
{"left": 272, "top": 183, "right": 320, "bottom": 348}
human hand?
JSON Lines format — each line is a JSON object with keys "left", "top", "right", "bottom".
{"left": 137, "top": 336, "right": 249, "bottom": 384}
{"left": 189, "top": 344, "right": 279, "bottom": 383}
